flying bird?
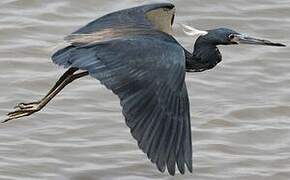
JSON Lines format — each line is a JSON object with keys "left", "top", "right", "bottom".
{"left": 3, "top": 3, "right": 285, "bottom": 175}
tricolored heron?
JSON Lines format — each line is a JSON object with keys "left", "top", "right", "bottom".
{"left": 3, "top": 3, "right": 285, "bottom": 175}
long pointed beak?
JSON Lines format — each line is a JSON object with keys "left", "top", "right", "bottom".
{"left": 234, "top": 34, "right": 286, "bottom": 47}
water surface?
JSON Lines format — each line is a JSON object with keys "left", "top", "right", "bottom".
{"left": 0, "top": 0, "right": 290, "bottom": 180}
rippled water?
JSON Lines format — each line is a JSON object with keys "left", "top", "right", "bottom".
{"left": 0, "top": 0, "right": 290, "bottom": 179}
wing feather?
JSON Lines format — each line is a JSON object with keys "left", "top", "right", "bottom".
{"left": 52, "top": 34, "right": 192, "bottom": 175}
{"left": 65, "top": 3, "right": 175, "bottom": 46}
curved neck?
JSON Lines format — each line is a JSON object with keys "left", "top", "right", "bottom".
{"left": 185, "top": 40, "right": 222, "bottom": 72}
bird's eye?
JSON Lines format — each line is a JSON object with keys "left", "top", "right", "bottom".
{"left": 229, "top": 34, "right": 235, "bottom": 40}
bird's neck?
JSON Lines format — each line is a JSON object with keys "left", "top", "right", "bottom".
{"left": 185, "top": 42, "right": 222, "bottom": 72}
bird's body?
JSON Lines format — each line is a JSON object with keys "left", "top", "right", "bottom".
{"left": 3, "top": 3, "right": 285, "bottom": 176}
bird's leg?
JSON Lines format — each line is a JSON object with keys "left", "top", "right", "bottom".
{"left": 13, "top": 67, "right": 79, "bottom": 108}
{"left": 3, "top": 69, "right": 89, "bottom": 123}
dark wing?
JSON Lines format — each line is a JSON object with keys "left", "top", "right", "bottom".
{"left": 65, "top": 3, "right": 175, "bottom": 46}
{"left": 52, "top": 35, "right": 192, "bottom": 175}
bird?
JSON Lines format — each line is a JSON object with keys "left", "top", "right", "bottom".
{"left": 2, "top": 3, "right": 285, "bottom": 175}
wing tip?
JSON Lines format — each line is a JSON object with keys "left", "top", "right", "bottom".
{"left": 187, "top": 163, "right": 193, "bottom": 173}
{"left": 135, "top": 137, "right": 193, "bottom": 175}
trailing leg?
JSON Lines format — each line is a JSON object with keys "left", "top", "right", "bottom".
{"left": 3, "top": 69, "right": 89, "bottom": 123}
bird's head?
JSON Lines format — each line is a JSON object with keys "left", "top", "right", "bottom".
{"left": 181, "top": 24, "right": 286, "bottom": 47}
{"left": 181, "top": 24, "right": 286, "bottom": 71}
{"left": 201, "top": 27, "right": 286, "bottom": 47}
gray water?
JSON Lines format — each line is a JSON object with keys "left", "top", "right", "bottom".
{"left": 0, "top": 0, "right": 290, "bottom": 179}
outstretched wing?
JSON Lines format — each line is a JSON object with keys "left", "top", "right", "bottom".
{"left": 52, "top": 34, "right": 192, "bottom": 175}
{"left": 65, "top": 3, "right": 175, "bottom": 46}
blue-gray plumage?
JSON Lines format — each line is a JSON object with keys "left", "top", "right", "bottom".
{"left": 4, "top": 3, "right": 285, "bottom": 176}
